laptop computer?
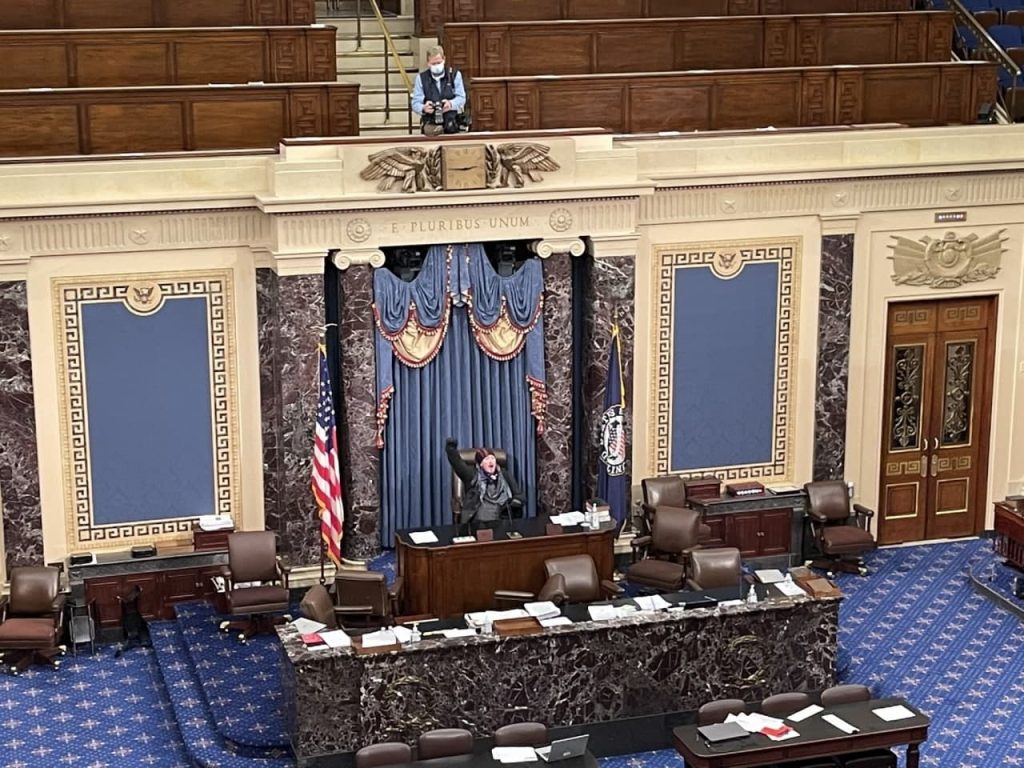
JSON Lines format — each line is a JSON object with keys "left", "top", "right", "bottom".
{"left": 535, "top": 735, "right": 589, "bottom": 762}
{"left": 697, "top": 721, "right": 750, "bottom": 744}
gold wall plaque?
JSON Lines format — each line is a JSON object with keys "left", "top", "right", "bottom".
{"left": 441, "top": 144, "right": 487, "bottom": 191}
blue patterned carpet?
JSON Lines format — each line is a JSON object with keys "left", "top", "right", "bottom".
{"left": 2, "top": 539, "right": 1023, "bottom": 768}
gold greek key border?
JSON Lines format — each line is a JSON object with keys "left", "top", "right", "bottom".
{"left": 53, "top": 270, "right": 239, "bottom": 552}
{"left": 648, "top": 238, "right": 800, "bottom": 481}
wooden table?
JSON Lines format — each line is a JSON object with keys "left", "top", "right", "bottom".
{"left": 994, "top": 501, "right": 1024, "bottom": 570}
{"left": 395, "top": 517, "right": 616, "bottom": 616}
{"left": 673, "top": 697, "right": 929, "bottom": 768}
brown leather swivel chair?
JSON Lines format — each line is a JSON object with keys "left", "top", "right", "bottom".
{"left": 219, "top": 531, "right": 291, "bottom": 642}
{"left": 628, "top": 506, "right": 701, "bottom": 592}
{"left": 354, "top": 742, "right": 412, "bottom": 768}
{"left": 0, "top": 566, "right": 66, "bottom": 673}
{"left": 804, "top": 481, "right": 876, "bottom": 576}
{"left": 686, "top": 547, "right": 742, "bottom": 591}
{"left": 697, "top": 699, "right": 746, "bottom": 725}
{"left": 493, "top": 722, "right": 549, "bottom": 747}
{"left": 761, "top": 692, "right": 811, "bottom": 716}
{"left": 452, "top": 448, "right": 509, "bottom": 523}
{"left": 333, "top": 570, "right": 403, "bottom": 629}
{"left": 641, "top": 475, "right": 712, "bottom": 541}
{"left": 417, "top": 728, "right": 473, "bottom": 759}
{"left": 299, "top": 584, "right": 340, "bottom": 631}
{"left": 539, "top": 555, "right": 622, "bottom": 605}
{"left": 820, "top": 684, "right": 870, "bottom": 707}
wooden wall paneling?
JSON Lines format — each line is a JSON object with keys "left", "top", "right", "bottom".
{"left": 971, "top": 61, "right": 999, "bottom": 119}
{"left": 515, "top": 29, "right": 595, "bottom": 76}
{"left": 63, "top": 0, "right": 155, "bottom": 27}
{"left": 926, "top": 12, "right": 955, "bottom": 61}
{"left": 822, "top": 16, "right": 897, "bottom": 65}
{"left": 480, "top": 26, "right": 509, "bottom": 78}
{"left": 253, "top": 0, "right": 286, "bottom": 26}
{"left": 0, "top": 43, "right": 71, "bottom": 88}
{"left": 601, "top": 27, "right": 676, "bottom": 73}
{"left": 896, "top": 13, "right": 929, "bottom": 64}
{"left": 0, "top": 0, "right": 311, "bottom": 29}
{"left": 679, "top": 18, "right": 767, "bottom": 71}
{"left": 328, "top": 87, "right": 361, "bottom": 136}
{"left": 728, "top": 0, "right": 759, "bottom": 12}
{"left": 270, "top": 30, "right": 305, "bottom": 83}
{"left": 307, "top": 29, "right": 338, "bottom": 82}
{"left": 507, "top": 81, "right": 541, "bottom": 130}
{"left": 89, "top": 100, "right": 187, "bottom": 153}
{"left": 861, "top": 65, "right": 942, "bottom": 125}
{"left": 566, "top": 0, "right": 644, "bottom": 17}
{"left": 444, "top": 25, "right": 480, "bottom": 77}
{"left": 714, "top": 71, "right": 804, "bottom": 129}
{"left": 191, "top": 93, "right": 286, "bottom": 150}
{"left": 939, "top": 65, "right": 973, "bottom": 125}
{"left": 416, "top": 0, "right": 447, "bottom": 37}
{"left": 763, "top": 17, "right": 796, "bottom": 68}
{"left": 290, "top": 0, "right": 316, "bottom": 23}
{"left": 468, "top": 80, "right": 506, "bottom": 131}
{"left": 801, "top": 69, "right": 836, "bottom": 125}
{"left": 630, "top": 81, "right": 712, "bottom": 132}
{"left": 834, "top": 69, "right": 865, "bottom": 123}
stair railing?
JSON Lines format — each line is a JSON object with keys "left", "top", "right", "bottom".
{"left": 366, "top": 0, "right": 415, "bottom": 131}
{"left": 945, "top": 0, "right": 1019, "bottom": 121}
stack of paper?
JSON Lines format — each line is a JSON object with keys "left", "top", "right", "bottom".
{"left": 539, "top": 616, "right": 572, "bottom": 628}
{"left": 291, "top": 617, "right": 326, "bottom": 635}
{"left": 442, "top": 628, "right": 478, "bottom": 639}
{"left": 774, "top": 580, "right": 807, "bottom": 598}
{"left": 491, "top": 747, "right": 538, "bottom": 763}
{"left": 465, "top": 609, "right": 529, "bottom": 627}
{"left": 319, "top": 629, "right": 351, "bottom": 648}
{"left": 726, "top": 712, "right": 798, "bottom": 741}
{"left": 549, "top": 512, "right": 586, "bottom": 526}
{"left": 392, "top": 626, "right": 412, "bottom": 644}
{"left": 873, "top": 704, "right": 915, "bottom": 722}
{"left": 634, "top": 594, "right": 671, "bottom": 611}
{"left": 524, "top": 601, "right": 561, "bottom": 620}
{"left": 409, "top": 530, "right": 439, "bottom": 544}
{"left": 361, "top": 629, "right": 397, "bottom": 648}
{"left": 754, "top": 569, "right": 785, "bottom": 584}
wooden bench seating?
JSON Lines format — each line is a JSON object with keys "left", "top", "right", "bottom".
{"left": 0, "top": 0, "right": 316, "bottom": 29}
{"left": 446, "top": 12, "right": 954, "bottom": 79}
{"left": 0, "top": 27, "right": 337, "bottom": 89}
{"left": 0, "top": 82, "right": 359, "bottom": 157}
{"left": 470, "top": 61, "right": 998, "bottom": 133}
{"left": 416, "top": 0, "right": 915, "bottom": 36}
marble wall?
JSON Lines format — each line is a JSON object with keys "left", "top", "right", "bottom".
{"left": 280, "top": 597, "right": 839, "bottom": 758}
{"left": 813, "top": 235, "right": 855, "bottom": 482}
{"left": 583, "top": 256, "right": 636, "bottom": 499}
{"left": 337, "top": 265, "right": 380, "bottom": 560}
{"left": 538, "top": 254, "right": 573, "bottom": 516}
{"left": 0, "top": 281, "right": 42, "bottom": 573}
{"left": 257, "top": 269, "right": 325, "bottom": 566}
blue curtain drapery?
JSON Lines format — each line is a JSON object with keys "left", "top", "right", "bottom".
{"left": 373, "top": 244, "right": 544, "bottom": 545}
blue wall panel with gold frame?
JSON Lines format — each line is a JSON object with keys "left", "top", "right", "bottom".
{"left": 54, "top": 272, "right": 239, "bottom": 551}
{"left": 651, "top": 240, "right": 799, "bottom": 482}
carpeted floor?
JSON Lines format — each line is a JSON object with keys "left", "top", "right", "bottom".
{"left": 2, "top": 538, "right": 1023, "bottom": 768}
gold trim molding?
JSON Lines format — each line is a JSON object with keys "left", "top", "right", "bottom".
{"left": 53, "top": 270, "right": 240, "bottom": 552}
{"left": 648, "top": 238, "right": 800, "bottom": 481}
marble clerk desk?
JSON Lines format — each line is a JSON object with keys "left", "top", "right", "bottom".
{"left": 395, "top": 517, "right": 617, "bottom": 616}
{"left": 279, "top": 591, "right": 839, "bottom": 764}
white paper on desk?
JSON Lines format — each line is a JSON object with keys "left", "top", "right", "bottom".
{"left": 728, "top": 712, "right": 785, "bottom": 733}
{"left": 775, "top": 580, "right": 807, "bottom": 598}
{"left": 550, "top": 512, "right": 586, "bottom": 526}
{"left": 634, "top": 594, "right": 671, "bottom": 611}
{"left": 409, "top": 530, "right": 439, "bottom": 544}
{"left": 291, "top": 617, "right": 326, "bottom": 634}
{"left": 788, "top": 704, "right": 823, "bottom": 722}
{"left": 492, "top": 747, "right": 538, "bottom": 763}
{"left": 539, "top": 616, "right": 572, "bottom": 627}
{"left": 392, "top": 626, "right": 412, "bottom": 644}
{"left": 319, "top": 629, "right": 351, "bottom": 648}
{"left": 765, "top": 728, "right": 800, "bottom": 742}
{"left": 587, "top": 604, "right": 619, "bottom": 621}
{"left": 822, "top": 714, "right": 859, "bottom": 734}
{"left": 361, "top": 629, "right": 397, "bottom": 648}
{"left": 490, "top": 609, "right": 529, "bottom": 621}
{"left": 755, "top": 568, "right": 785, "bottom": 584}
{"left": 442, "top": 628, "right": 478, "bottom": 639}
{"left": 524, "top": 601, "right": 561, "bottom": 620}
{"left": 873, "top": 704, "right": 916, "bottom": 722}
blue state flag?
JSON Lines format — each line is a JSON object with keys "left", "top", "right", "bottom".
{"left": 597, "top": 325, "right": 628, "bottom": 526}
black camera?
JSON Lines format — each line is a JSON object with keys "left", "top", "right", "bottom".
{"left": 432, "top": 102, "right": 445, "bottom": 126}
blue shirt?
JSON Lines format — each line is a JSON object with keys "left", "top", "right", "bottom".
{"left": 411, "top": 69, "right": 466, "bottom": 116}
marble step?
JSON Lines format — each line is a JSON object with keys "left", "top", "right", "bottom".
{"left": 337, "top": 49, "right": 416, "bottom": 73}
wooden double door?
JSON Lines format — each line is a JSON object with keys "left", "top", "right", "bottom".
{"left": 878, "top": 297, "right": 996, "bottom": 544}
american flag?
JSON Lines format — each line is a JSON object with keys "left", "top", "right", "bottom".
{"left": 312, "top": 344, "right": 344, "bottom": 567}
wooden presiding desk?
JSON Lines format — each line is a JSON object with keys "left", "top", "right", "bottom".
{"left": 395, "top": 517, "right": 615, "bottom": 617}
{"left": 673, "top": 697, "right": 929, "bottom": 768}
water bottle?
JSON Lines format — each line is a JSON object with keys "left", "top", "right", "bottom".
{"left": 747, "top": 584, "right": 759, "bottom": 604}
{"left": 410, "top": 623, "right": 422, "bottom": 644}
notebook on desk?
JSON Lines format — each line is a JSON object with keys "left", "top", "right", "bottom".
{"left": 697, "top": 722, "right": 750, "bottom": 743}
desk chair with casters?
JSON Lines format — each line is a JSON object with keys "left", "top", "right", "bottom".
{"left": 0, "top": 566, "right": 66, "bottom": 674}
{"left": 417, "top": 728, "right": 474, "bottom": 759}
{"left": 697, "top": 699, "right": 746, "bottom": 725}
{"left": 685, "top": 547, "right": 742, "bottom": 590}
{"left": 628, "top": 506, "right": 701, "bottom": 592}
{"left": 761, "top": 692, "right": 812, "bottom": 716}
{"left": 218, "top": 531, "right": 291, "bottom": 642}
{"left": 451, "top": 447, "right": 524, "bottom": 524}
{"left": 354, "top": 742, "right": 412, "bottom": 768}
{"left": 495, "top": 554, "right": 622, "bottom": 607}
{"left": 494, "top": 722, "right": 549, "bottom": 747}
{"left": 804, "top": 480, "right": 876, "bottom": 576}
{"left": 333, "top": 570, "right": 403, "bottom": 630}
{"left": 299, "top": 584, "right": 344, "bottom": 631}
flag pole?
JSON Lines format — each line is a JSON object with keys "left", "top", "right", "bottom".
{"left": 317, "top": 335, "right": 327, "bottom": 587}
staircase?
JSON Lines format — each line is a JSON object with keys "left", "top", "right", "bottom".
{"left": 320, "top": 3, "right": 419, "bottom": 136}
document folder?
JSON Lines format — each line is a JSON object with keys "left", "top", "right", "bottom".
{"left": 697, "top": 722, "right": 750, "bottom": 743}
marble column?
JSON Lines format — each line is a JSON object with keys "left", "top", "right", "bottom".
{"left": 813, "top": 234, "right": 855, "bottom": 481}
{"left": 257, "top": 269, "right": 325, "bottom": 566}
{"left": 537, "top": 252, "right": 573, "bottom": 516}
{"left": 0, "top": 281, "right": 43, "bottom": 573}
{"left": 336, "top": 264, "right": 380, "bottom": 560}
{"left": 583, "top": 255, "right": 636, "bottom": 500}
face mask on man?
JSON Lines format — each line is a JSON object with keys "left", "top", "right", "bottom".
{"left": 429, "top": 62, "right": 445, "bottom": 76}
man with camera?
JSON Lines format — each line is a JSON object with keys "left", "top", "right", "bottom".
{"left": 411, "top": 45, "right": 466, "bottom": 136}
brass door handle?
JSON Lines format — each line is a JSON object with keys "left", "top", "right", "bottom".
{"left": 931, "top": 454, "right": 938, "bottom": 477}
{"left": 933, "top": 437, "right": 939, "bottom": 450}
{"left": 920, "top": 457, "right": 928, "bottom": 478}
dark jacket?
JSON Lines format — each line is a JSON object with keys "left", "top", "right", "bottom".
{"left": 445, "top": 439, "right": 523, "bottom": 522}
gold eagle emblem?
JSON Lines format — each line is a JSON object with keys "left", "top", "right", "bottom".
{"left": 359, "top": 147, "right": 442, "bottom": 193}
{"left": 486, "top": 143, "right": 560, "bottom": 188}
